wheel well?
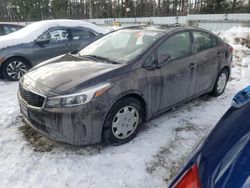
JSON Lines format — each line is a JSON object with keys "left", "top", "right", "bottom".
{"left": 116, "top": 93, "right": 147, "bottom": 121}
{"left": 221, "top": 66, "right": 230, "bottom": 78}
{"left": 102, "top": 93, "right": 147, "bottom": 132}
{"left": 1, "top": 56, "right": 32, "bottom": 70}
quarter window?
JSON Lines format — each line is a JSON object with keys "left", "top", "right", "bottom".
{"left": 71, "top": 28, "right": 95, "bottom": 40}
{"left": 3, "top": 25, "right": 20, "bottom": 34}
{"left": 157, "top": 32, "right": 192, "bottom": 62}
{"left": 211, "top": 36, "right": 218, "bottom": 47}
{"left": 40, "top": 29, "right": 69, "bottom": 43}
{"left": 193, "top": 31, "right": 214, "bottom": 52}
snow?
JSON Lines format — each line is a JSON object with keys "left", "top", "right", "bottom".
{"left": 218, "top": 26, "right": 250, "bottom": 66}
{"left": 0, "top": 26, "right": 249, "bottom": 188}
{"left": 0, "top": 20, "right": 107, "bottom": 49}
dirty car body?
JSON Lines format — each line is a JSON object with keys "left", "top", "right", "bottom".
{"left": 169, "top": 86, "right": 250, "bottom": 188}
{"left": 18, "top": 26, "right": 233, "bottom": 145}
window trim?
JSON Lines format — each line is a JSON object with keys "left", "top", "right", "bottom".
{"left": 37, "top": 27, "right": 70, "bottom": 43}
{"left": 69, "top": 27, "right": 97, "bottom": 41}
{"left": 143, "top": 30, "right": 195, "bottom": 68}
{"left": 191, "top": 30, "right": 219, "bottom": 54}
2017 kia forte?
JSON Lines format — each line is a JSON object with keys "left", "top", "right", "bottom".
{"left": 0, "top": 19, "right": 107, "bottom": 80}
{"left": 18, "top": 26, "right": 233, "bottom": 145}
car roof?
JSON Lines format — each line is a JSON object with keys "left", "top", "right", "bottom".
{"left": 0, "top": 23, "right": 25, "bottom": 27}
{"left": 24, "top": 19, "right": 107, "bottom": 33}
{"left": 120, "top": 25, "right": 216, "bottom": 36}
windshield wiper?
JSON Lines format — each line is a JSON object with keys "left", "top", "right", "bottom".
{"left": 82, "top": 55, "right": 120, "bottom": 64}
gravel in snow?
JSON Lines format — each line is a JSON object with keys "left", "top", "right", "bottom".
{"left": 0, "top": 27, "right": 249, "bottom": 188}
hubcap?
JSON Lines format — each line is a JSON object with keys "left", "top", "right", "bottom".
{"left": 6, "top": 61, "right": 27, "bottom": 80}
{"left": 217, "top": 73, "right": 227, "bottom": 93}
{"left": 112, "top": 106, "right": 139, "bottom": 139}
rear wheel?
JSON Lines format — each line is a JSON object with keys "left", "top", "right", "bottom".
{"left": 1, "top": 57, "right": 30, "bottom": 81}
{"left": 102, "top": 97, "right": 144, "bottom": 145}
{"left": 211, "top": 69, "right": 229, "bottom": 97}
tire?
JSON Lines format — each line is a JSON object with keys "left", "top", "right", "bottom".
{"left": 102, "top": 97, "right": 144, "bottom": 145}
{"left": 1, "top": 57, "right": 30, "bottom": 81}
{"left": 211, "top": 69, "right": 229, "bottom": 97}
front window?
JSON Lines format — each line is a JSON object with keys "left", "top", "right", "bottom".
{"left": 79, "top": 29, "right": 163, "bottom": 63}
{"left": 157, "top": 31, "right": 192, "bottom": 62}
{"left": 40, "top": 29, "right": 69, "bottom": 43}
{"left": 144, "top": 32, "right": 192, "bottom": 67}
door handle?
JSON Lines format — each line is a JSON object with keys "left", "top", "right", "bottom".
{"left": 189, "top": 63, "right": 195, "bottom": 69}
{"left": 217, "top": 52, "right": 222, "bottom": 57}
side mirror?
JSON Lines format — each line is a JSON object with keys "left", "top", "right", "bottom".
{"left": 35, "top": 38, "right": 50, "bottom": 45}
{"left": 142, "top": 52, "right": 172, "bottom": 70}
{"left": 71, "top": 50, "right": 79, "bottom": 55}
{"left": 157, "top": 52, "right": 172, "bottom": 65}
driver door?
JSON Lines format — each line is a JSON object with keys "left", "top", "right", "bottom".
{"left": 146, "top": 31, "right": 197, "bottom": 115}
{"left": 33, "top": 28, "right": 71, "bottom": 64}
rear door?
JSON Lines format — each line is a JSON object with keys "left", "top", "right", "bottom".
{"left": 33, "top": 28, "right": 71, "bottom": 63}
{"left": 70, "top": 28, "right": 98, "bottom": 51}
{"left": 192, "top": 31, "right": 220, "bottom": 94}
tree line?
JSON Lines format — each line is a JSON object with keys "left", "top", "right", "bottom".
{"left": 0, "top": 0, "right": 249, "bottom": 22}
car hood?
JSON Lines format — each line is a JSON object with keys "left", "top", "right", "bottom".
{"left": 0, "top": 36, "right": 23, "bottom": 49}
{"left": 24, "top": 54, "right": 127, "bottom": 94}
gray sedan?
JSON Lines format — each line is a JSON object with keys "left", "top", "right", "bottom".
{"left": 0, "top": 19, "right": 107, "bottom": 80}
{"left": 18, "top": 26, "right": 233, "bottom": 145}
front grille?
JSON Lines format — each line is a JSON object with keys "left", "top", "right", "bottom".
{"left": 19, "top": 83, "right": 45, "bottom": 108}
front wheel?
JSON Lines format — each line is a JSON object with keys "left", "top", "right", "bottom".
{"left": 211, "top": 69, "right": 229, "bottom": 97}
{"left": 102, "top": 97, "right": 144, "bottom": 145}
{"left": 1, "top": 57, "right": 30, "bottom": 81}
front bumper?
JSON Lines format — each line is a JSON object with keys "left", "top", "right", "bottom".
{"left": 18, "top": 92, "right": 107, "bottom": 145}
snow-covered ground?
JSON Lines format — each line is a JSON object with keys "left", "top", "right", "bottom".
{"left": 0, "top": 27, "right": 249, "bottom": 188}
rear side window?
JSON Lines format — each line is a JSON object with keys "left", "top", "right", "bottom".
{"left": 71, "top": 28, "right": 95, "bottom": 40}
{"left": 193, "top": 31, "right": 214, "bottom": 52}
{"left": 157, "top": 31, "right": 192, "bottom": 61}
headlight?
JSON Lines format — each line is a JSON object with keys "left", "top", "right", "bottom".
{"left": 45, "top": 82, "right": 112, "bottom": 108}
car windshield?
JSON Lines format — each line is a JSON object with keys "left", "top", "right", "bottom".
{"left": 79, "top": 29, "right": 163, "bottom": 63}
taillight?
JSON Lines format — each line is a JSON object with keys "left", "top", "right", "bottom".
{"left": 229, "top": 46, "right": 233, "bottom": 53}
{"left": 173, "top": 164, "right": 201, "bottom": 188}
{"left": 227, "top": 44, "right": 233, "bottom": 53}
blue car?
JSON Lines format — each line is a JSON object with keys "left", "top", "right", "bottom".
{"left": 169, "top": 86, "right": 250, "bottom": 188}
